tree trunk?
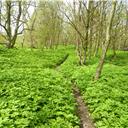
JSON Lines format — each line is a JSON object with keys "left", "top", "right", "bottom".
{"left": 76, "top": 38, "right": 83, "bottom": 65}
{"left": 94, "top": 0, "right": 117, "bottom": 80}
{"left": 83, "top": 0, "right": 91, "bottom": 65}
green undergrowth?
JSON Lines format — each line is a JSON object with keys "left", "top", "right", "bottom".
{"left": 0, "top": 45, "right": 128, "bottom": 128}
{"left": 0, "top": 46, "right": 79, "bottom": 128}
{"left": 0, "top": 47, "right": 68, "bottom": 69}
{"left": 58, "top": 49, "right": 78, "bottom": 78}
{"left": 69, "top": 52, "right": 128, "bottom": 128}
{"left": 106, "top": 51, "right": 128, "bottom": 66}
{"left": 58, "top": 48, "right": 128, "bottom": 128}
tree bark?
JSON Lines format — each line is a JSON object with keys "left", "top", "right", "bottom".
{"left": 83, "top": 0, "right": 91, "bottom": 65}
{"left": 94, "top": 0, "right": 117, "bottom": 80}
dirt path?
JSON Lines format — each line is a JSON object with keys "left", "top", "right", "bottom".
{"left": 55, "top": 54, "right": 95, "bottom": 128}
{"left": 73, "top": 86, "right": 95, "bottom": 128}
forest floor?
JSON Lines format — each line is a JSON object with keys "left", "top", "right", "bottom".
{"left": 55, "top": 54, "right": 95, "bottom": 128}
{"left": 73, "top": 86, "right": 95, "bottom": 128}
{"left": 0, "top": 45, "right": 128, "bottom": 128}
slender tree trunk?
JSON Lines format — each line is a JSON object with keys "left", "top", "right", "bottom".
{"left": 94, "top": 1, "right": 106, "bottom": 57}
{"left": 83, "top": 0, "right": 91, "bottom": 65}
{"left": 94, "top": 0, "right": 117, "bottom": 80}
{"left": 74, "top": 0, "right": 84, "bottom": 65}
{"left": 113, "top": 42, "right": 116, "bottom": 57}
{"left": 5, "top": 1, "right": 22, "bottom": 48}
{"left": 94, "top": 41, "right": 100, "bottom": 57}
{"left": 112, "top": 31, "right": 117, "bottom": 58}
{"left": 88, "top": 3, "right": 93, "bottom": 59}
{"left": 76, "top": 38, "right": 83, "bottom": 65}
{"left": 6, "top": 1, "right": 12, "bottom": 48}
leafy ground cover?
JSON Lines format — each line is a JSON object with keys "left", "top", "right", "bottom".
{"left": 0, "top": 47, "right": 68, "bottom": 69}
{"left": 0, "top": 47, "right": 79, "bottom": 128}
{"left": 61, "top": 50, "right": 128, "bottom": 128}
{"left": 0, "top": 45, "right": 128, "bottom": 128}
{"left": 55, "top": 48, "right": 128, "bottom": 128}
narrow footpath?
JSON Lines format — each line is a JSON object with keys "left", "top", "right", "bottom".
{"left": 73, "top": 86, "right": 95, "bottom": 128}
{"left": 55, "top": 54, "right": 95, "bottom": 128}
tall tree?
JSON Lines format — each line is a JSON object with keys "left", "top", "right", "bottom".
{"left": 27, "top": 0, "right": 63, "bottom": 49}
{"left": 94, "top": 0, "right": 117, "bottom": 80}
{"left": 0, "top": 0, "right": 34, "bottom": 48}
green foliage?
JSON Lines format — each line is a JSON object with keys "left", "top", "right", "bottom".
{"left": 0, "top": 45, "right": 127, "bottom": 128}
{"left": 0, "top": 47, "right": 79, "bottom": 128}
{"left": 57, "top": 48, "right": 128, "bottom": 128}
{"left": 71, "top": 51, "right": 128, "bottom": 128}
{"left": 0, "top": 47, "right": 68, "bottom": 69}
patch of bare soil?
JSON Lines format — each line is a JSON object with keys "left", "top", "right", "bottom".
{"left": 73, "top": 86, "right": 95, "bottom": 128}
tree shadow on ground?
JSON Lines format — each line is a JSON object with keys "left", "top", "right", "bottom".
{"left": 86, "top": 51, "right": 128, "bottom": 66}
{"left": 105, "top": 51, "right": 128, "bottom": 66}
